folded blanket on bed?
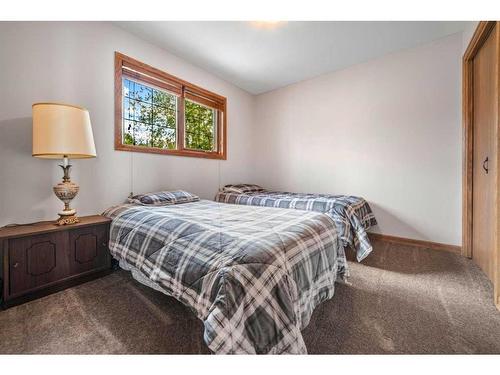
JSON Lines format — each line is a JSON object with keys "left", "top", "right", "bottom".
{"left": 215, "top": 189, "right": 377, "bottom": 261}
{"left": 103, "top": 200, "right": 346, "bottom": 354}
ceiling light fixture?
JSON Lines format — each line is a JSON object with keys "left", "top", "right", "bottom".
{"left": 249, "top": 21, "right": 286, "bottom": 29}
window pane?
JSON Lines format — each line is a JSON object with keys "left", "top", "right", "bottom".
{"left": 123, "top": 98, "right": 138, "bottom": 121}
{"left": 122, "top": 77, "right": 177, "bottom": 150}
{"left": 184, "top": 99, "right": 216, "bottom": 152}
{"left": 133, "top": 81, "right": 153, "bottom": 102}
{"left": 153, "top": 89, "right": 176, "bottom": 108}
{"left": 133, "top": 122, "right": 151, "bottom": 147}
{"left": 123, "top": 79, "right": 132, "bottom": 98}
{"left": 123, "top": 120, "right": 152, "bottom": 147}
{"left": 153, "top": 107, "right": 176, "bottom": 128}
{"left": 152, "top": 126, "right": 176, "bottom": 149}
{"left": 137, "top": 101, "right": 152, "bottom": 124}
{"left": 123, "top": 120, "right": 135, "bottom": 145}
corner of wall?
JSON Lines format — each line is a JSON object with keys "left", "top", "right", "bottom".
{"left": 462, "top": 21, "right": 479, "bottom": 55}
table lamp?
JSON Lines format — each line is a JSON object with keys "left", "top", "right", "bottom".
{"left": 32, "top": 103, "right": 97, "bottom": 225}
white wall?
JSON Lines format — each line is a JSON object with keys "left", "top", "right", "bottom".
{"left": 0, "top": 23, "right": 468, "bottom": 246}
{"left": 0, "top": 22, "right": 255, "bottom": 226}
{"left": 253, "top": 33, "right": 463, "bottom": 245}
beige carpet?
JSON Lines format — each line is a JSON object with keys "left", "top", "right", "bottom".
{"left": 1, "top": 238, "right": 500, "bottom": 354}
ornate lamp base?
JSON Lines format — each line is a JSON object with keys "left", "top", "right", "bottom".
{"left": 53, "top": 158, "right": 80, "bottom": 226}
{"left": 56, "top": 209, "right": 80, "bottom": 226}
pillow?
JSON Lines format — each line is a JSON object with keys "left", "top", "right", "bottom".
{"left": 128, "top": 190, "right": 199, "bottom": 206}
{"left": 222, "top": 184, "right": 265, "bottom": 194}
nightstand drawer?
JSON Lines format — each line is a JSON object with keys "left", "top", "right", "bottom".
{"left": 8, "top": 232, "right": 70, "bottom": 296}
{"left": 68, "top": 224, "right": 110, "bottom": 275}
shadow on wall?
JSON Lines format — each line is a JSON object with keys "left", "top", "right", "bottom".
{"left": 0, "top": 117, "right": 32, "bottom": 153}
{"left": 367, "top": 202, "right": 426, "bottom": 241}
{"left": 0, "top": 117, "right": 55, "bottom": 224}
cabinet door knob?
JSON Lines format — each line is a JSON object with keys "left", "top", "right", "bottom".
{"left": 12, "top": 262, "right": 19, "bottom": 269}
{"left": 102, "top": 242, "right": 108, "bottom": 247}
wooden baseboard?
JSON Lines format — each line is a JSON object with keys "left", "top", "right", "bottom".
{"left": 368, "top": 232, "right": 462, "bottom": 255}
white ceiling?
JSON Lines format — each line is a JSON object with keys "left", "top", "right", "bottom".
{"left": 116, "top": 21, "right": 469, "bottom": 95}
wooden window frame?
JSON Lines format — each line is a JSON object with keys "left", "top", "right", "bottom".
{"left": 114, "top": 52, "right": 227, "bottom": 160}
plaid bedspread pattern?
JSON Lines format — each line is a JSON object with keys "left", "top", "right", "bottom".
{"left": 215, "top": 190, "right": 377, "bottom": 261}
{"left": 103, "top": 200, "right": 346, "bottom": 354}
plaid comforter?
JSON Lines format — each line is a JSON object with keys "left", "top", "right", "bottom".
{"left": 103, "top": 200, "right": 346, "bottom": 354}
{"left": 215, "top": 190, "right": 377, "bottom": 261}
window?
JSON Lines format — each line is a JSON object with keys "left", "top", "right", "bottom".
{"left": 123, "top": 78, "right": 177, "bottom": 149}
{"left": 115, "top": 52, "right": 227, "bottom": 159}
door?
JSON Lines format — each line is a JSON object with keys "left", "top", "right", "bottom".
{"left": 68, "top": 224, "right": 110, "bottom": 275}
{"left": 8, "top": 232, "right": 70, "bottom": 297}
{"left": 472, "top": 24, "right": 498, "bottom": 281}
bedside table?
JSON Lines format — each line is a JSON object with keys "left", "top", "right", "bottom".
{"left": 0, "top": 215, "right": 112, "bottom": 308}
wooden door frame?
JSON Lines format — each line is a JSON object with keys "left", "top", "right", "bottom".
{"left": 462, "top": 21, "right": 500, "bottom": 309}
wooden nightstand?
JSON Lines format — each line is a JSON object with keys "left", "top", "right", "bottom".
{"left": 0, "top": 215, "right": 112, "bottom": 308}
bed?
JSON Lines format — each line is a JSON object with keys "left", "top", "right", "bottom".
{"left": 215, "top": 185, "right": 377, "bottom": 262}
{"left": 103, "top": 193, "right": 347, "bottom": 354}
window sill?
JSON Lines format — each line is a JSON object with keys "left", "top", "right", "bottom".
{"left": 115, "top": 143, "right": 226, "bottom": 160}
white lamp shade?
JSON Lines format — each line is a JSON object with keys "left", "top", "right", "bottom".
{"left": 32, "top": 103, "right": 97, "bottom": 159}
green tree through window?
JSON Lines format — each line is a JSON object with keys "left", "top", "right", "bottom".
{"left": 123, "top": 79, "right": 217, "bottom": 152}
{"left": 122, "top": 78, "right": 177, "bottom": 149}
{"left": 116, "top": 52, "right": 226, "bottom": 159}
{"left": 185, "top": 99, "right": 216, "bottom": 151}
